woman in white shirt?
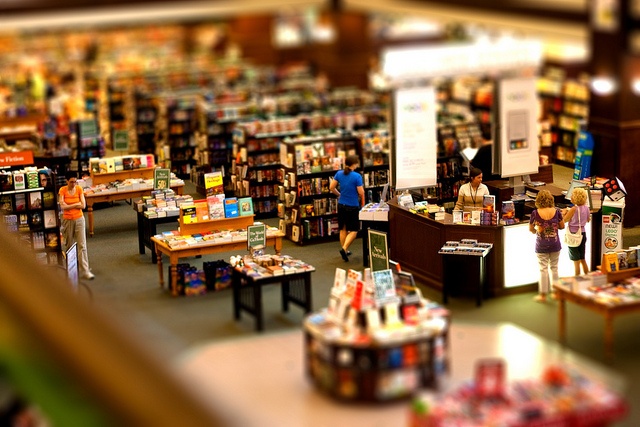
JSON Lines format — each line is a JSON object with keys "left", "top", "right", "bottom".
{"left": 454, "top": 167, "right": 490, "bottom": 211}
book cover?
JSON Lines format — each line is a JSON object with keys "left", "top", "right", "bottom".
{"left": 114, "top": 156, "right": 124, "bottom": 171}
{"left": 224, "top": 197, "right": 239, "bottom": 218}
{"left": 195, "top": 200, "right": 209, "bottom": 221}
{"left": 204, "top": 171, "right": 224, "bottom": 196}
{"left": 181, "top": 204, "right": 197, "bottom": 224}
{"left": 291, "top": 224, "right": 300, "bottom": 242}
{"left": 43, "top": 209, "right": 57, "bottom": 229}
{"left": 42, "top": 192, "right": 55, "bottom": 209}
{"left": 26, "top": 171, "right": 39, "bottom": 189}
{"left": 28, "top": 192, "right": 42, "bottom": 210}
{"left": 616, "top": 250, "right": 628, "bottom": 270}
{"left": 106, "top": 157, "right": 116, "bottom": 173}
{"left": 0, "top": 173, "right": 13, "bottom": 191}
{"left": 372, "top": 269, "right": 396, "bottom": 303}
{"left": 238, "top": 197, "right": 254, "bottom": 216}
{"left": 207, "top": 194, "right": 225, "bottom": 219}
{"left": 603, "top": 252, "right": 619, "bottom": 272}
{"left": 122, "top": 156, "right": 134, "bottom": 170}
{"left": 29, "top": 211, "right": 43, "bottom": 229}
{"left": 482, "top": 194, "right": 496, "bottom": 213}
{"left": 628, "top": 247, "right": 639, "bottom": 269}
{"left": 45, "top": 231, "right": 59, "bottom": 249}
{"left": 13, "top": 173, "right": 26, "bottom": 190}
{"left": 0, "top": 194, "right": 13, "bottom": 214}
{"left": 333, "top": 268, "right": 347, "bottom": 290}
{"left": 38, "top": 169, "right": 54, "bottom": 190}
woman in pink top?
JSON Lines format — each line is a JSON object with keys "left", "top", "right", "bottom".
{"left": 58, "top": 171, "right": 94, "bottom": 280}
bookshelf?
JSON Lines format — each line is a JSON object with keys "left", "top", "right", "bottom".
{"left": 233, "top": 119, "right": 300, "bottom": 219}
{"left": 0, "top": 168, "right": 62, "bottom": 266}
{"left": 281, "top": 134, "right": 358, "bottom": 244}
{"left": 70, "top": 119, "right": 106, "bottom": 175}
{"left": 357, "top": 129, "right": 390, "bottom": 204}
{"left": 134, "top": 92, "right": 159, "bottom": 156}
{"left": 166, "top": 95, "right": 198, "bottom": 179}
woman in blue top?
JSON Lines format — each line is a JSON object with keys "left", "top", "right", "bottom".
{"left": 330, "top": 154, "right": 364, "bottom": 262}
{"left": 529, "top": 190, "right": 565, "bottom": 302}
{"left": 562, "top": 187, "right": 591, "bottom": 276}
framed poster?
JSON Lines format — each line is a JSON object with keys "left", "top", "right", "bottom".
{"left": 66, "top": 242, "right": 78, "bottom": 292}
{"left": 368, "top": 229, "right": 389, "bottom": 272}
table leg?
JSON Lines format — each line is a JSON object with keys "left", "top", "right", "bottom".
{"left": 558, "top": 295, "right": 567, "bottom": 345}
{"left": 274, "top": 237, "right": 282, "bottom": 255}
{"left": 170, "top": 264, "right": 178, "bottom": 297}
{"left": 137, "top": 214, "right": 145, "bottom": 255}
{"left": 281, "top": 279, "right": 289, "bottom": 312}
{"left": 232, "top": 271, "right": 241, "bottom": 320}
{"left": 156, "top": 245, "right": 164, "bottom": 288}
{"left": 604, "top": 312, "right": 614, "bottom": 361}
{"left": 304, "top": 273, "right": 312, "bottom": 313}
{"left": 477, "top": 257, "right": 485, "bottom": 307}
{"left": 254, "top": 281, "right": 263, "bottom": 332}
{"left": 87, "top": 203, "right": 94, "bottom": 237}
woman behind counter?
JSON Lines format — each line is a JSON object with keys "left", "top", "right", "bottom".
{"left": 454, "top": 167, "right": 490, "bottom": 212}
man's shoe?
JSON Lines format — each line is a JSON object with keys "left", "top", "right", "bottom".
{"left": 339, "top": 249, "right": 349, "bottom": 262}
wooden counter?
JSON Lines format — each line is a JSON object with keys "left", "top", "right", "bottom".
{"left": 388, "top": 198, "right": 515, "bottom": 299}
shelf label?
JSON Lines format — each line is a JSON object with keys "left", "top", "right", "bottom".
{"left": 247, "top": 223, "right": 266, "bottom": 250}
{"left": 0, "top": 151, "right": 34, "bottom": 166}
{"left": 153, "top": 168, "right": 170, "bottom": 190}
{"left": 368, "top": 229, "right": 389, "bottom": 272}
{"left": 113, "top": 129, "right": 130, "bottom": 151}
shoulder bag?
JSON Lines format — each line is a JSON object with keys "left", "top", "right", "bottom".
{"left": 564, "top": 206, "right": 583, "bottom": 247}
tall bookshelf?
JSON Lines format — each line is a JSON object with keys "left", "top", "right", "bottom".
{"left": 280, "top": 134, "right": 358, "bottom": 244}
{"left": 134, "top": 92, "right": 159, "bottom": 156}
{"left": 165, "top": 95, "right": 198, "bottom": 179}
{"left": 69, "top": 119, "right": 106, "bottom": 176}
{"left": 357, "top": 129, "right": 390, "bottom": 204}
{"left": 1, "top": 168, "right": 62, "bottom": 266}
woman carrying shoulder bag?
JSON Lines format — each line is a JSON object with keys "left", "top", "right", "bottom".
{"left": 562, "top": 187, "right": 591, "bottom": 276}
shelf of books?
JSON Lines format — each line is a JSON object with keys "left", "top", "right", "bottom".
{"left": 1, "top": 167, "right": 62, "bottom": 266}
{"left": 69, "top": 119, "right": 107, "bottom": 175}
{"left": 134, "top": 92, "right": 159, "bottom": 156}
{"left": 537, "top": 68, "right": 590, "bottom": 166}
{"left": 280, "top": 133, "right": 358, "bottom": 244}
{"left": 166, "top": 95, "right": 198, "bottom": 179}
{"left": 232, "top": 118, "right": 300, "bottom": 219}
{"left": 357, "top": 129, "right": 390, "bottom": 204}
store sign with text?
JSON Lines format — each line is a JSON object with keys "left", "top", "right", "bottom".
{"left": 0, "top": 151, "right": 34, "bottom": 167}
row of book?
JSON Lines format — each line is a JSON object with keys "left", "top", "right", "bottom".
{"left": 181, "top": 195, "right": 254, "bottom": 223}
{"left": 89, "top": 154, "right": 155, "bottom": 174}
{"left": 290, "top": 217, "right": 340, "bottom": 242}
{"left": 438, "top": 239, "right": 493, "bottom": 256}
{"left": 1, "top": 190, "right": 56, "bottom": 214}
{"left": 602, "top": 247, "right": 640, "bottom": 272}
{"left": 295, "top": 157, "right": 343, "bottom": 175}
{"left": 362, "top": 169, "right": 388, "bottom": 188}
{"left": 234, "top": 254, "right": 315, "bottom": 279}
{"left": 134, "top": 189, "right": 194, "bottom": 218}
{"left": 297, "top": 198, "right": 339, "bottom": 218}
{"left": 155, "top": 225, "right": 281, "bottom": 249}
{"left": 297, "top": 178, "right": 331, "bottom": 197}
{"left": 4, "top": 210, "right": 58, "bottom": 232}
{"left": 0, "top": 168, "right": 55, "bottom": 192}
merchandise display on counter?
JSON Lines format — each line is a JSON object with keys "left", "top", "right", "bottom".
{"left": 303, "top": 265, "right": 450, "bottom": 402}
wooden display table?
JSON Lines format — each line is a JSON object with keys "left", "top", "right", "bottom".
{"left": 85, "top": 183, "right": 184, "bottom": 236}
{"left": 151, "top": 215, "right": 284, "bottom": 296}
{"left": 553, "top": 281, "right": 640, "bottom": 361}
{"left": 232, "top": 266, "right": 314, "bottom": 332}
{"left": 135, "top": 210, "right": 179, "bottom": 263}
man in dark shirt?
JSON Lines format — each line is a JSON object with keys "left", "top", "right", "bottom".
{"left": 472, "top": 127, "right": 501, "bottom": 182}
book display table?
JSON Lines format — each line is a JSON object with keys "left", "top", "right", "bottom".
{"left": 554, "top": 277, "right": 640, "bottom": 361}
{"left": 231, "top": 257, "right": 315, "bottom": 331}
{"left": 178, "top": 323, "right": 627, "bottom": 427}
{"left": 136, "top": 211, "right": 178, "bottom": 263}
{"left": 85, "top": 183, "right": 184, "bottom": 236}
{"left": 151, "top": 216, "right": 285, "bottom": 297}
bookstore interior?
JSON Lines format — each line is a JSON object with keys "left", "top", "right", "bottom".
{"left": 1, "top": 2, "right": 639, "bottom": 426}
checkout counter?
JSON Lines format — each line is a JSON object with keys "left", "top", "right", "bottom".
{"left": 387, "top": 192, "right": 600, "bottom": 301}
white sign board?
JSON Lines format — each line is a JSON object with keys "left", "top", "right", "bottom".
{"left": 392, "top": 86, "right": 438, "bottom": 190}
{"left": 497, "top": 77, "right": 540, "bottom": 178}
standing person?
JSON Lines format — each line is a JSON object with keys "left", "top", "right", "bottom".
{"left": 330, "top": 154, "right": 364, "bottom": 262}
{"left": 59, "top": 171, "right": 94, "bottom": 280}
{"left": 529, "top": 190, "right": 564, "bottom": 302}
{"left": 562, "top": 187, "right": 591, "bottom": 275}
{"left": 454, "top": 167, "right": 490, "bottom": 211}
